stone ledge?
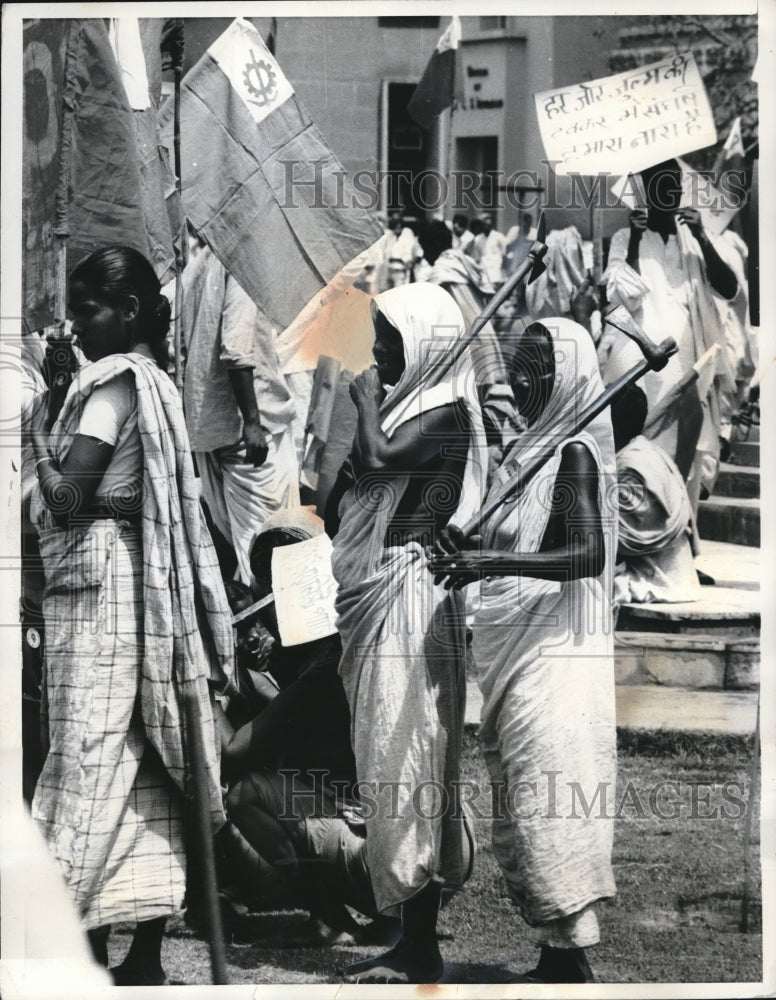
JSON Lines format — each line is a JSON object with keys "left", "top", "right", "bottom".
{"left": 615, "top": 631, "right": 759, "bottom": 690}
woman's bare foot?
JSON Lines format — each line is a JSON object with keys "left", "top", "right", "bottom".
{"left": 87, "top": 925, "right": 110, "bottom": 967}
{"left": 524, "top": 945, "right": 595, "bottom": 983}
{"left": 110, "top": 960, "right": 168, "bottom": 986}
{"left": 110, "top": 917, "right": 170, "bottom": 986}
{"left": 344, "top": 941, "right": 444, "bottom": 984}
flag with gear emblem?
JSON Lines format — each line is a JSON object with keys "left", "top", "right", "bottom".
{"left": 163, "top": 18, "right": 383, "bottom": 334}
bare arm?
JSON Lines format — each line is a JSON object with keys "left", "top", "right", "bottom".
{"left": 349, "top": 366, "right": 464, "bottom": 473}
{"left": 31, "top": 430, "right": 117, "bottom": 524}
{"left": 676, "top": 208, "right": 738, "bottom": 300}
{"left": 626, "top": 210, "right": 647, "bottom": 272}
{"left": 430, "top": 441, "right": 604, "bottom": 587}
{"left": 227, "top": 367, "right": 269, "bottom": 466}
{"left": 324, "top": 454, "right": 355, "bottom": 539}
{"left": 221, "top": 273, "right": 270, "bottom": 466}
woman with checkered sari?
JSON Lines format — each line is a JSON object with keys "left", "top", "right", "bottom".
{"left": 28, "top": 246, "right": 233, "bottom": 986}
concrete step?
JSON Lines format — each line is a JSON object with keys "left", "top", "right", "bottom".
{"left": 616, "top": 585, "right": 759, "bottom": 637}
{"left": 694, "top": 539, "right": 760, "bottom": 591}
{"left": 714, "top": 463, "right": 760, "bottom": 499}
{"left": 615, "top": 631, "right": 759, "bottom": 690}
{"left": 727, "top": 439, "right": 759, "bottom": 466}
{"left": 731, "top": 420, "right": 759, "bottom": 443}
{"left": 697, "top": 495, "right": 760, "bottom": 546}
{"left": 464, "top": 681, "right": 759, "bottom": 734}
{"left": 613, "top": 685, "right": 758, "bottom": 735}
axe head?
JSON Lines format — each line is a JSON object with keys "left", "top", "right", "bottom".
{"left": 527, "top": 245, "right": 548, "bottom": 284}
{"left": 527, "top": 214, "right": 548, "bottom": 285}
{"left": 535, "top": 212, "right": 546, "bottom": 245}
{"left": 604, "top": 305, "right": 678, "bottom": 371}
{"left": 528, "top": 256, "right": 547, "bottom": 284}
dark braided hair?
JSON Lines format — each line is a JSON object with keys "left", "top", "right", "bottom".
{"left": 69, "top": 246, "right": 171, "bottom": 368}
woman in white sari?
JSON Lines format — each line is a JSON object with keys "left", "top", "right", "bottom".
{"left": 431, "top": 318, "right": 618, "bottom": 983}
{"left": 327, "top": 282, "right": 487, "bottom": 983}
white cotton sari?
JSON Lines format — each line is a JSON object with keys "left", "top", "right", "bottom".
{"left": 614, "top": 435, "right": 701, "bottom": 605}
{"left": 470, "top": 318, "right": 618, "bottom": 940}
{"left": 331, "top": 283, "right": 487, "bottom": 914}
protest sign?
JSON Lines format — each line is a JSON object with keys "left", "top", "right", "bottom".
{"left": 271, "top": 533, "right": 339, "bottom": 647}
{"left": 535, "top": 51, "right": 717, "bottom": 176}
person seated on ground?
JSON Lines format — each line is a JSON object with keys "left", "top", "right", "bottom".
{"left": 612, "top": 385, "right": 702, "bottom": 606}
{"left": 221, "top": 579, "right": 280, "bottom": 725}
{"left": 212, "top": 509, "right": 390, "bottom": 945}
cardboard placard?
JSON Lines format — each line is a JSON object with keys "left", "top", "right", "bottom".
{"left": 271, "top": 534, "right": 339, "bottom": 646}
{"left": 535, "top": 51, "right": 717, "bottom": 176}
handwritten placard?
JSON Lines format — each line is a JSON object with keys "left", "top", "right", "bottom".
{"left": 534, "top": 51, "right": 717, "bottom": 176}
{"left": 271, "top": 533, "right": 339, "bottom": 647}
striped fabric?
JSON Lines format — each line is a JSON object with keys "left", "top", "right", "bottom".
{"left": 42, "top": 349, "right": 234, "bottom": 828}
{"left": 33, "top": 522, "right": 186, "bottom": 927}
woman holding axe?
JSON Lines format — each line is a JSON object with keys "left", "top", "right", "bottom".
{"left": 328, "top": 283, "right": 487, "bottom": 984}
{"left": 430, "top": 317, "right": 618, "bottom": 984}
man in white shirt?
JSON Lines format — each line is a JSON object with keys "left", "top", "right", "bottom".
{"left": 182, "top": 244, "right": 298, "bottom": 584}
{"left": 472, "top": 212, "right": 506, "bottom": 287}
{"left": 451, "top": 214, "right": 475, "bottom": 254}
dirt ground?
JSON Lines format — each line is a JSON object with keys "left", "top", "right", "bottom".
{"left": 107, "top": 729, "right": 762, "bottom": 986}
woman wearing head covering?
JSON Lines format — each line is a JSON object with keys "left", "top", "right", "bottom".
{"left": 28, "top": 246, "right": 233, "bottom": 985}
{"left": 431, "top": 318, "right": 618, "bottom": 984}
{"left": 328, "top": 283, "right": 487, "bottom": 984}
{"left": 612, "top": 384, "right": 702, "bottom": 605}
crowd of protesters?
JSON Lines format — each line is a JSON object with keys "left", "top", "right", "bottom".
{"left": 19, "top": 156, "right": 758, "bottom": 986}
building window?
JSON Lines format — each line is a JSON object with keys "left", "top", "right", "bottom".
{"left": 378, "top": 17, "right": 440, "bottom": 29}
{"left": 479, "top": 16, "right": 507, "bottom": 31}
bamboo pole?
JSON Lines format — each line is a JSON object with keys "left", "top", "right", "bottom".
{"left": 183, "top": 689, "right": 229, "bottom": 985}
{"left": 173, "top": 65, "right": 184, "bottom": 390}
{"left": 53, "top": 20, "right": 79, "bottom": 340}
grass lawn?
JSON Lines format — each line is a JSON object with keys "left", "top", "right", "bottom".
{"left": 109, "top": 729, "right": 762, "bottom": 986}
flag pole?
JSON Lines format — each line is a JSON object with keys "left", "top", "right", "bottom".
{"left": 173, "top": 64, "right": 185, "bottom": 391}
{"left": 443, "top": 101, "right": 455, "bottom": 223}
{"left": 183, "top": 688, "right": 229, "bottom": 985}
{"left": 53, "top": 21, "right": 79, "bottom": 340}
